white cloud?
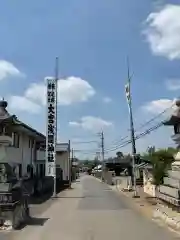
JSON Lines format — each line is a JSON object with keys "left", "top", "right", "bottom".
{"left": 25, "top": 83, "right": 46, "bottom": 105}
{"left": 0, "top": 60, "right": 23, "bottom": 80}
{"left": 142, "top": 99, "right": 177, "bottom": 116}
{"left": 143, "top": 4, "right": 180, "bottom": 60}
{"left": 8, "top": 96, "right": 41, "bottom": 114}
{"left": 69, "top": 116, "right": 113, "bottom": 132}
{"left": 8, "top": 76, "right": 95, "bottom": 113}
{"left": 69, "top": 121, "right": 80, "bottom": 127}
{"left": 165, "top": 79, "right": 180, "bottom": 91}
{"left": 26, "top": 76, "right": 95, "bottom": 106}
{"left": 103, "top": 97, "right": 112, "bottom": 103}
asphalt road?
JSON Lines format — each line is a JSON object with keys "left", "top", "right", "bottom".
{"left": 77, "top": 176, "right": 177, "bottom": 239}
{"left": 0, "top": 188, "right": 64, "bottom": 239}
{"left": 1, "top": 175, "right": 178, "bottom": 239}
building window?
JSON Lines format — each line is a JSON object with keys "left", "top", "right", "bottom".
{"left": 29, "top": 138, "right": 31, "bottom": 148}
{"left": 174, "top": 124, "right": 180, "bottom": 134}
{"left": 27, "top": 164, "right": 31, "bottom": 173}
{"left": 5, "top": 127, "right": 12, "bottom": 137}
{"left": 36, "top": 164, "right": 39, "bottom": 176}
{"left": 19, "top": 164, "right": 22, "bottom": 178}
{"left": 0, "top": 126, "right": 12, "bottom": 137}
{"left": 43, "top": 164, "right": 45, "bottom": 176}
{"left": 40, "top": 164, "right": 44, "bottom": 178}
{"left": 13, "top": 132, "right": 20, "bottom": 148}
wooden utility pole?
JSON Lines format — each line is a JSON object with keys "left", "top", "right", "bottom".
{"left": 68, "top": 140, "right": 72, "bottom": 188}
{"left": 101, "top": 131, "right": 105, "bottom": 164}
{"left": 125, "top": 58, "right": 138, "bottom": 197}
{"left": 100, "top": 131, "right": 105, "bottom": 181}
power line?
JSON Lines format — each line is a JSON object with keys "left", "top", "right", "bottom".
{"left": 75, "top": 120, "right": 164, "bottom": 155}
{"left": 68, "top": 104, "right": 174, "bottom": 156}
{"left": 105, "top": 121, "right": 163, "bottom": 153}
{"left": 74, "top": 149, "right": 99, "bottom": 154}
{"left": 106, "top": 104, "right": 174, "bottom": 150}
{"left": 72, "top": 140, "right": 98, "bottom": 144}
{"left": 74, "top": 152, "right": 98, "bottom": 156}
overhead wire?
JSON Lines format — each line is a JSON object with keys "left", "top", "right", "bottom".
{"left": 104, "top": 103, "right": 175, "bottom": 152}
{"left": 107, "top": 103, "right": 174, "bottom": 148}
{"left": 72, "top": 140, "right": 98, "bottom": 144}
{"left": 105, "top": 122, "right": 163, "bottom": 153}
{"left": 71, "top": 104, "right": 175, "bottom": 156}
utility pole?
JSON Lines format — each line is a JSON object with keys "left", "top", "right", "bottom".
{"left": 70, "top": 148, "right": 74, "bottom": 186}
{"left": 72, "top": 148, "right": 74, "bottom": 160}
{"left": 68, "top": 140, "right": 71, "bottom": 188}
{"left": 101, "top": 131, "right": 105, "bottom": 163}
{"left": 125, "top": 58, "right": 138, "bottom": 197}
{"left": 100, "top": 131, "right": 105, "bottom": 181}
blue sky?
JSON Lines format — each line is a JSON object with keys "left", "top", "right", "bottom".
{"left": 0, "top": 0, "right": 180, "bottom": 159}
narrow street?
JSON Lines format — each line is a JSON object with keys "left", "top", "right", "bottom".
{"left": 1, "top": 175, "right": 178, "bottom": 240}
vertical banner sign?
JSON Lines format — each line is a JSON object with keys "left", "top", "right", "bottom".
{"left": 46, "top": 77, "right": 57, "bottom": 177}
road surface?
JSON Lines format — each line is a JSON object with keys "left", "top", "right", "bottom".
{"left": 1, "top": 175, "right": 178, "bottom": 239}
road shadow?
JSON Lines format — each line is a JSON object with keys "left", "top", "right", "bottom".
{"left": 29, "top": 191, "right": 53, "bottom": 205}
{"left": 29, "top": 185, "right": 69, "bottom": 205}
{"left": 27, "top": 217, "right": 49, "bottom": 226}
{"left": 17, "top": 217, "right": 49, "bottom": 230}
{"left": 55, "top": 196, "right": 85, "bottom": 199}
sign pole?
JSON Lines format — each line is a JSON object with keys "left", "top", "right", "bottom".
{"left": 45, "top": 57, "right": 58, "bottom": 199}
{"left": 53, "top": 57, "right": 58, "bottom": 198}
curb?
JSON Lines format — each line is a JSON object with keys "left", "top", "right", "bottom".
{"left": 153, "top": 208, "right": 180, "bottom": 231}
{"left": 97, "top": 178, "right": 180, "bottom": 235}
{"left": 111, "top": 183, "right": 180, "bottom": 234}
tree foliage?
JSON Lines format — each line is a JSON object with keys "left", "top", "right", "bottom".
{"left": 116, "top": 151, "right": 124, "bottom": 158}
{"left": 143, "top": 148, "right": 176, "bottom": 185}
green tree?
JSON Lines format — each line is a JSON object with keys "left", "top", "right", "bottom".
{"left": 166, "top": 147, "right": 178, "bottom": 156}
{"left": 143, "top": 149, "right": 175, "bottom": 185}
{"left": 116, "top": 151, "right": 124, "bottom": 158}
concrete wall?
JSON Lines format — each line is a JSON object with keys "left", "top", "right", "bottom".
{"left": 168, "top": 170, "right": 180, "bottom": 180}
{"left": 56, "top": 152, "right": 69, "bottom": 181}
{"left": 103, "top": 171, "right": 114, "bottom": 185}
{"left": 164, "top": 177, "right": 180, "bottom": 189}
{"left": 159, "top": 185, "right": 180, "bottom": 199}
{"left": 35, "top": 148, "right": 70, "bottom": 181}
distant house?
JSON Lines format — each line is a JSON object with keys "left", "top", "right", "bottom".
{"left": 105, "top": 154, "right": 132, "bottom": 175}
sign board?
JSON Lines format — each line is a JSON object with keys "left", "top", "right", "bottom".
{"left": 46, "top": 77, "right": 57, "bottom": 177}
{"left": 56, "top": 143, "right": 69, "bottom": 152}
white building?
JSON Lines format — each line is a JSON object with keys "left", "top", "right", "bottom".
{"left": 0, "top": 99, "right": 46, "bottom": 179}
{"left": 56, "top": 143, "right": 71, "bottom": 184}
{"left": 0, "top": 99, "right": 70, "bottom": 184}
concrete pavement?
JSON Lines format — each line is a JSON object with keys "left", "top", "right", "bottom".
{"left": 3, "top": 175, "right": 179, "bottom": 239}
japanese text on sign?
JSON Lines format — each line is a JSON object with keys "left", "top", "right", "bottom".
{"left": 46, "top": 78, "right": 57, "bottom": 177}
